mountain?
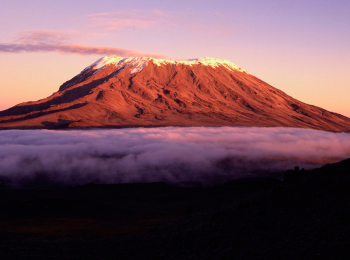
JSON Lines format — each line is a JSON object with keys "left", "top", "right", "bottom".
{"left": 1, "top": 56, "right": 350, "bottom": 131}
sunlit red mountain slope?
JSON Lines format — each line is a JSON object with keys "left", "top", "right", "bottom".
{"left": 1, "top": 56, "right": 349, "bottom": 131}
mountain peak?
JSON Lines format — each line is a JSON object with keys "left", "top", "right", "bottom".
{"left": 86, "top": 56, "right": 246, "bottom": 75}
{"left": 1, "top": 55, "right": 350, "bottom": 131}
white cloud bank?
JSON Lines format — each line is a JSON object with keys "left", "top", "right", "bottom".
{"left": 0, "top": 127, "right": 349, "bottom": 187}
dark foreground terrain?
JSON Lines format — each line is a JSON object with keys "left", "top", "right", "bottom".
{"left": 1, "top": 159, "right": 350, "bottom": 259}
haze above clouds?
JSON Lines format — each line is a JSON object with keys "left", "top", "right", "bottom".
{"left": 1, "top": 127, "right": 349, "bottom": 187}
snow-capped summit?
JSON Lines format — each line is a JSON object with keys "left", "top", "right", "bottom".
{"left": 87, "top": 56, "right": 246, "bottom": 75}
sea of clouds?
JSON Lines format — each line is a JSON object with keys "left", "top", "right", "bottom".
{"left": 0, "top": 127, "right": 350, "bottom": 187}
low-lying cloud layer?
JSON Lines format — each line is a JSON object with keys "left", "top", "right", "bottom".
{"left": 0, "top": 127, "right": 349, "bottom": 187}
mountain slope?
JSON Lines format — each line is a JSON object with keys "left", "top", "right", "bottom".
{"left": 1, "top": 56, "right": 350, "bottom": 131}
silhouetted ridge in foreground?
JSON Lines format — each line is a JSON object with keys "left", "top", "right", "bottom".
{"left": 1, "top": 56, "right": 350, "bottom": 131}
{"left": 1, "top": 158, "right": 350, "bottom": 259}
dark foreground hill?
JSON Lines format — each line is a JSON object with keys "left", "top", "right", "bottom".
{"left": 1, "top": 56, "right": 350, "bottom": 131}
{"left": 1, "top": 159, "right": 350, "bottom": 259}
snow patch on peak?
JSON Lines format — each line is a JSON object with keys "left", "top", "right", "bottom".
{"left": 129, "top": 57, "right": 151, "bottom": 74}
{"left": 87, "top": 56, "right": 247, "bottom": 75}
{"left": 87, "top": 56, "right": 151, "bottom": 75}
{"left": 90, "top": 56, "right": 126, "bottom": 70}
{"left": 148, "top": 57, "right": 246, "bottom": 72}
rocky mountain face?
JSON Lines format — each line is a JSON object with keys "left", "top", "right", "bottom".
{"left": 1, "top": 56, "right": 350, "bottom": 131}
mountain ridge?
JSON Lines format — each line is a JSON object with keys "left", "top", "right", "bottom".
{"left": 1, "top": 56, "right": 350, "bottom": 131}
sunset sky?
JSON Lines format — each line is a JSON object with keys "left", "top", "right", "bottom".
{"left": 0, "top": 0, "right": 349, "bottom": 116}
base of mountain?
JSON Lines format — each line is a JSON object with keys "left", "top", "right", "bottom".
{"left": 1, "top": 159, "right": 350, "bottom": 259}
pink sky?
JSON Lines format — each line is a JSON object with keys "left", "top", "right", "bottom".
{"left": 0, "top": 0, "right": 349, "bottom": 116}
